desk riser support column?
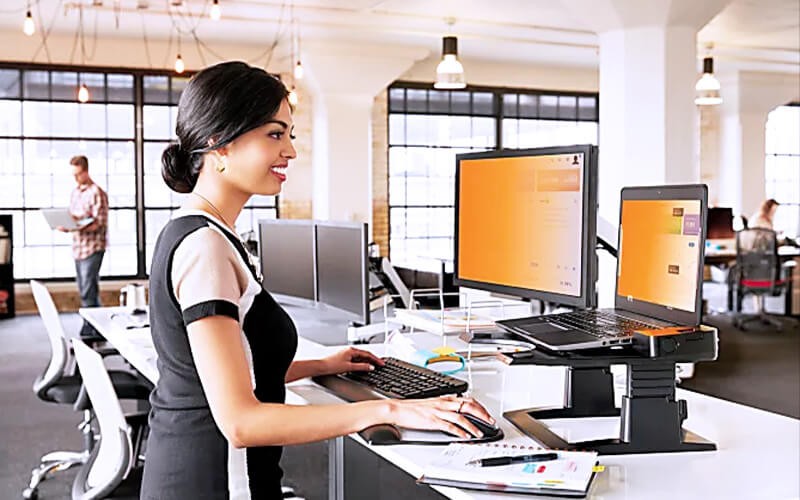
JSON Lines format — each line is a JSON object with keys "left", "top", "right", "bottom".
{"left": 505, "top": 361, "right": 716, "bottom": 455}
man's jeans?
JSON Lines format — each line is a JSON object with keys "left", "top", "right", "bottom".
{"left": 75, "top": 250, "right": 104, "bottom": 337}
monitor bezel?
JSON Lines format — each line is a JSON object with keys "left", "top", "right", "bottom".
{"left": 314, "top": 220, "right": 370, "bottom": 325}
{"left": 615, "top": 184, "right": 708, "bottom": 326}
{"left": 258, "top": 218, "right": 317, "bottom": 302}
{"left": 453, "top": 145, "right": 598, "bottom": 308}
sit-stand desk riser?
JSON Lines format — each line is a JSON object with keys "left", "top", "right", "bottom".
{"left": 503, "top": 327, "right": 719, "bottom": 455}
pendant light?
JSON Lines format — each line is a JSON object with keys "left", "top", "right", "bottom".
{"left": 210, "top": 0, "right": 221, "bottom": 21}
{"left": 78, "top": 83, "right": 90, "bottom": 103}
{"left": 174, "top": 54, "right": 185, "bottom": 74}
{"left": 434, "top": 36, "right": 466, "bottom": 89}
{"left": 23, "top": 6, "right": 35, "bottom": 36}
{"left": 695, "top": 45, "right": 722, "bottom": 106}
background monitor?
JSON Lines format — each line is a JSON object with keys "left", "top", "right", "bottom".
{"left": 315, "top": 221, "right": 370, "bottom": 324}
{"left": 258, "top": 219, "right": 316, "bottom": 301}
{"left": 706, "top": 206, "right": 735, "bottom": 239}
{"left": 454, "top": 145, "right": 598, "bottom": 308}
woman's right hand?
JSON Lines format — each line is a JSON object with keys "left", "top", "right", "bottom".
{"left": 383, "top": 395, "right": 495, "bottom": 439}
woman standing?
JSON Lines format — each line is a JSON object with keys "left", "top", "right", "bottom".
{"left": 141, "top": 61, "right": 492, "bottom": 499}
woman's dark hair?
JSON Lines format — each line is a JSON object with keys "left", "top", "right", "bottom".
{"left": 161, "top": 61, "right": 289, "bottom": 193}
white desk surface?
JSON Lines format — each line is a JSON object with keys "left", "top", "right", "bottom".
{"left": 80, "top": 306, "right": 800, "bottom": 500}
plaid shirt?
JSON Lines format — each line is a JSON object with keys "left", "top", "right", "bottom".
{"left": 69, "top": 182, "right": 109, "bottom": 260}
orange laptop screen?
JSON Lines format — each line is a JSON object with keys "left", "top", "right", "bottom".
{"left": 457, "top": 153, "right": 584, "bottom": 297}
{"left": 617, "top": 199, "right": 702, "bottom": 312}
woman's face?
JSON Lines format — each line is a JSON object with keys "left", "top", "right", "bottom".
{"left": 223, "top": 99, "right": 296, "bottom": 196}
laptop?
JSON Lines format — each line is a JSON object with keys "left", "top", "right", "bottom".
{"left": 41, "top": 208, "right": 93, "bottom": 231}
{"left": 497, "top": 184, "right": 708, "bottom": 351}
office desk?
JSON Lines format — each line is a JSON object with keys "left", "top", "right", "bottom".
{"left": 80, "top": 307, "right": 800, "bottom": 500}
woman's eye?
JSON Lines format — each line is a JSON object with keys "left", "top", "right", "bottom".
{"left": 289, "top": 134, "right": 296, "bottom": 140}
{"left": 269, "top": 132, "right": 283, "bottom": 139}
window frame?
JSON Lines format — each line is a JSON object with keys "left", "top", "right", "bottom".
{"left": 0, "top": 62, "right": 279, "bottom": 282}
{"left": 386, "top": 81, "right": 599, "bottom": 271}
{"left": 765, "top": 102, "right": 800, "bottom": 238}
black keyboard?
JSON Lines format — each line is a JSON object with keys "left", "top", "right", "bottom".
{"left": 313, "top": 357, "right": 468, "bottom": 401}
{"left": 545, "top": 310, "right": 661, "bottom": 338}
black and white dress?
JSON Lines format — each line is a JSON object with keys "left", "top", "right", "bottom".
{"left": 141, "top": 210, "right": 298, "bottom": 500}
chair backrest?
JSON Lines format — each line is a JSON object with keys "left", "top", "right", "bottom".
{"left": 735, "top": 228, "right": 780, "bottom": 290}
{"left": 30, "top": 280, "right": 69, "bottom": 398}
{"left": 71, "top": 339, "right": 132, "bottom": 500}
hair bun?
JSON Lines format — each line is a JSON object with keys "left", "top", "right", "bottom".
{"left": 161, "top": 143, "right": 196, "bottom": 193}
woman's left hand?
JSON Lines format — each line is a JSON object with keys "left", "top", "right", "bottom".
{"left": 321, "top": 347, "right": 384, "bottom": 376}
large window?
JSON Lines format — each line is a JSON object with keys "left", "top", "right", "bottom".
{"left": 765, "top": 104, "right": 800, "bottom": 238}
{"left": 387, "top": 83, "right": 598, "bottom": 271}
{"left": 0, "top": 64, "right": 278, "bottom": 280}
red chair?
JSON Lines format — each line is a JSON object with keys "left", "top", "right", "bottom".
{"left": 732, "top": 228, "right": 788, "bottom": 330}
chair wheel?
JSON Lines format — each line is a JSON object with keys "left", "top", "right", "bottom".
{"left": 22, "top": 487, "right": 38, "bottom": 500}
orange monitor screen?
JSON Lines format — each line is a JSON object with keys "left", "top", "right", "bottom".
{"left": 617, "top": 200, "right": 702, "bottom": 312}
{"left": 457, "top": 153, "right": 584, "bottom": 297}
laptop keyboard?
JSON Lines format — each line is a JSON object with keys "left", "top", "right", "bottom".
{"left": 544, "top": 310, "right": 661, "bottom": 338}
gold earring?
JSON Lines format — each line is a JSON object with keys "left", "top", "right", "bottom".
{"left": 216, "top": 157, "right": 226, "bottom": 173}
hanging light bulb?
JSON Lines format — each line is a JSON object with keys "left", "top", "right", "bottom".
{"left": 23, "top": 10, "right": 35, "bottom": 36}
{"left": 695, "top": 55, "right": 722, "bottom": 106}
{"left": 210, "top": 0, "right": 221, "bottom": 21}
{"left": 288, "top": 86, "right": 298, "bottom": 107}
{"left": 78, "top": 83, "right": 90, "bottom": 103}
{"left": 174, "top": 54, "right": 185, "bottom": 74}
{"left": 293, "top": 60, "right": 304, "bottom": 80}
{"left": 434, "top": 36, "right": 466, "bottom": 89}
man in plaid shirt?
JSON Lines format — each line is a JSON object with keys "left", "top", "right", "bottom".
{"left": 58, "top": 156, "right": 109, "bottom": 331}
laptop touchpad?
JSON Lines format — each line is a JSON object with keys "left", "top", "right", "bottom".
{"left": 522, "top": 323, "right": 568, "bottom": 334}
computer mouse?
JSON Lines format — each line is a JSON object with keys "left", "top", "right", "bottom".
{"left": 361, "top": 424, "right": 402, "bottom": 445}
{"left": 450, "top": 413, "right": 503, "bottom": 440}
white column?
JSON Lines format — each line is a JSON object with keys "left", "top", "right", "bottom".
{"left": 559, "top": 0, "right": 732, "bottom": 221}
{"left": 717, "top": 71, "right": 800, "bottom": 216}
{"left": 597, "top": 25, "right": 699, "bottom": 221}
{"left": 303, "top": 42, "right": 427, "bottom": 228}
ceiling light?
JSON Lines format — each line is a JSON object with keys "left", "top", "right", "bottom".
{"left": 174, "top": 54, "right": 185, "bottom": 74}
{"left": 78, "top": 83, "right": 90, "bottom": 103}
{"left": 294, "top": 60, "right": 304, "bottom": 80}
{"left": 210, "top": 0, "right": 221, "bottom": 21}
{"left": 695, "top": 56, "right": 722, "bottom": 106}
{"left": 23, "top": 10, "right": 35, "bottom": 36}
{"left": 288, "top": 86, "right": 298, "bottom": 107}
{"left": 434, "top": 36, "right": 465, "bottom": 90}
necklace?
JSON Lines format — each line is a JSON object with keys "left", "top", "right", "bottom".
{"left": 192, "top": 192, "right": 235, "bottom": 231}
{"left": 191, "top": 192, "right": 263, "bottom": 283}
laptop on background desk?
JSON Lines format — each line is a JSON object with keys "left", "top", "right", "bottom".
{"left": 498, "top": 184, "right": 708, "bottom": 351}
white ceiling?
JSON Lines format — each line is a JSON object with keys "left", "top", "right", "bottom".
{"left": 0, "top": 0, "right": 797, "bottom": 71}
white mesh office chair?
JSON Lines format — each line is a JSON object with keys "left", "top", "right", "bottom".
{"left": 70, "top": 339, "right": 148, "bottom": 500}
{"left": 23, "top": 281, "right": 151, "bottom": 500}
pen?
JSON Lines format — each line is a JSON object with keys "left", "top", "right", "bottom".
{"left": 468, "top": 452, "right": 558, "bottom": 467}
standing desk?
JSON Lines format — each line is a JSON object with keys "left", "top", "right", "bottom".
{"left": 80, "top": 306, "right": 800, "bottom": 500}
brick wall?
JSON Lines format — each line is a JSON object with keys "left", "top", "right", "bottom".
{"left": 372, "top": 90, "right": 389, "bottom": 257}
{"left": 279, "top": 75, "right": 314, "bottom": 219}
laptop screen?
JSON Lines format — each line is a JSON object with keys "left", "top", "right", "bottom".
{"left": 617, "top": 199, "right": 703, "bottom": 314}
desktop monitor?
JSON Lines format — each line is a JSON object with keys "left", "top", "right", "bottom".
{"left": 258, "top": 219, "right": 316, "bottom": 301}
{"left": 706, "top": 207, "right": 735, "bottom": 239}
{"left": 454, "top": 145, "right": 598, "bottom": 308}
{"left": 315, "top": 221, "right": 370, "bottom": 325}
